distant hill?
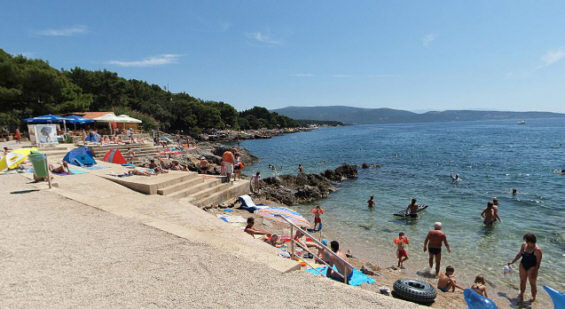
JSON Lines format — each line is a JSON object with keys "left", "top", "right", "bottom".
{"left": 272, "top": 106, "right": 565, "bottom": 124}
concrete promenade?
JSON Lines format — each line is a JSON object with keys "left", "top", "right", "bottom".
{"left": 0, "top": 166, "right": 422, "bottom": 308}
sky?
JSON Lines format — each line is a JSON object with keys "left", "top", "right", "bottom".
{"left": 2, "top": 1, "right": 565, "bottom": 113}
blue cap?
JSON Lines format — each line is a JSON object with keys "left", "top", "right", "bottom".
{"left": 321, "top": 239, "right": 328, "bottom": 245}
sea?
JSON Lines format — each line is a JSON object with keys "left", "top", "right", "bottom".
{"left": 241, "top": 118, "right": 565, "bottom": 296}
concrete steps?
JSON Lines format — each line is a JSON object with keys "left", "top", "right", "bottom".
{"left": 157, "top": 174, "right": 203, "bottom": 195}
{"left": 193, "top": 180, "right": 250, "bottom": 207}
{"left": 168, "top": 178, "right": 222, "bottom": 199}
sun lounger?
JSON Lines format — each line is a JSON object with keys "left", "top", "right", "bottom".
{"left": 237, "top": 195, "right": 268, "bottom": 212}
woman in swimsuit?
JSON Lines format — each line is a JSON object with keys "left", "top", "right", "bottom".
{"left": 508, "top": 233, "right": 543, "bottom": 302}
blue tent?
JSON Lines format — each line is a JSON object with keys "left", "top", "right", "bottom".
{"left": 63, "top": 115, "right": 95, "bottom": 125}
{"left": 23, "top": 114, "right": 66, "bottom": 123}
{"left": 84, "top": 131, "right": 101, "bottom": 142}
{"left": 63, "top": 147, "right": 96, "bottom": 167}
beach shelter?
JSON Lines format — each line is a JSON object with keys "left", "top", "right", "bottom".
{"left": 0, "top": 153, "right": 27, "bottom": 172}
{"left": 63, "top": 115, "right": 95, "bottom": 125}
{"left": 117, "top": 114, "right": 142, "bottom": 123}
{"left": 103, "top": 149, "right": 127, "bottom": 164}
{"left": 63, "top": 147, "right": 96, "bottom": 167}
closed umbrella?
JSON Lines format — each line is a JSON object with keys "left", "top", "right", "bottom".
{"left": 256, "top": 206, "right": 310, "bottom": 227}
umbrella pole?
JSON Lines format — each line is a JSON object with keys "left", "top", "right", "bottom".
{"left": 290, "top": 225, "right": 295, "bottom": 258}
{"left": 45, "top": 154, "right": 52, "bottom": 189}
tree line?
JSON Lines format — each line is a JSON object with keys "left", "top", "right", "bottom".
{"left": 0, "top": 49, "right": 300, "bottom": 134}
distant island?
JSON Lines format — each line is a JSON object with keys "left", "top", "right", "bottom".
{"left": 272, "top": 106, "right": 565, "bottom": 125}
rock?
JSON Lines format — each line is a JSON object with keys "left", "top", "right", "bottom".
{"left": 260, "top": 163, "right": 358, "bottom": 205}
{"left": 362, "top": 163, "right": 369, "bottom": 169}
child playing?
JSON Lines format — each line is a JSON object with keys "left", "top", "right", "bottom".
{"left": 471, "top": 274, "right": 488, "bottom": 297}
{"left": 311, "top": 205, "right": 325, "bottom": 231}
{"left": 393, "top": 232, "right": 409, "bottom": 268}
{"left": 437, "top": 266, "right": 464, "bottom": 292}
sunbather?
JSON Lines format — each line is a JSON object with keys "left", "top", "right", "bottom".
{"left": 149, "top": 159, "right": 168, "bottom": 174}
{"left": 50, "top": 162, "right": 71, "bottom": 174}
{"left": 130, "top": 168, "right": 153, "bottom": 176}
{"left": 263, "top": 234, "right": 285, "bottom": 247}
{"left": 244, "top": 217, "right": 270, "bottom": 238}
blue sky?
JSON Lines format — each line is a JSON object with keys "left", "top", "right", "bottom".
{"left": 2, "top": 1, "right": 565, "bottom": 113}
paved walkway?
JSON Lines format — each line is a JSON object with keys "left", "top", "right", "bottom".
{"left": 0, "top": 174, "right": 422, "bottom": 308}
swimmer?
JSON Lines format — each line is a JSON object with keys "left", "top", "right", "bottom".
{"left": 512, "top": 189, "right": 517, "bottom": 196}
{"left": 367, "top": 195, "right": 375, "bottom": 209}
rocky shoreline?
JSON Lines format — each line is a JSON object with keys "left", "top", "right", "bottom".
{"left": 258, "top": 164, "right": 359, "bottom": 205}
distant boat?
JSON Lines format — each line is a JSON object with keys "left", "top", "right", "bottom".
{"left": 518, "top": 120, "right": 526, "bottom": 125}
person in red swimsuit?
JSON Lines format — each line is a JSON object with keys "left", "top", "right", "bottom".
{"left": 311, "top": 205, "right": 325, "bottom": 230}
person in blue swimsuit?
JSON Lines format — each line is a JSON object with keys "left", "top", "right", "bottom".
{"left": 508, "top": 233, "right": 543, "bottom": 302}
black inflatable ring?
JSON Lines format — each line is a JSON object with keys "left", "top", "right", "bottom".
{"left": 393, "top": 279, "right": 437, "bottom": 304}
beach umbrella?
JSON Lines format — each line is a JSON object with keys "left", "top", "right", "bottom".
{"left": 63, "top": 115, "right": 95, "bottom": 125}
{"left": 256, "top": 206, "right": 310, "bottom": 227}
{"left": 0, "top": 152, "right": 27, "bottom": 172}
{"left": 11, "top": 148, "right": 37, "bottom": 156}
{"left": 117, "top": 114, "right": 142, "bottom": 123}
{"left": 23, "top": 114, "right": 66, "bottom": 123}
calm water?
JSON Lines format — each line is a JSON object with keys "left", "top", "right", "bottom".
{"left": 242, "top": 119, "right": 565, "bottom": 293}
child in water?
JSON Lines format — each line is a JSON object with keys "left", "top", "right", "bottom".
{"left": 393, "top": 232, "right": 409, "bottom": 268}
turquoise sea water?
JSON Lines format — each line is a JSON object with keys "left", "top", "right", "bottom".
{"left": 242, "top": 119, "right": 565, "bottom": 294}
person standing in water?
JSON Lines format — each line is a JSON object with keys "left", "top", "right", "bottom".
{"left": 481, "top": 202, "right": 502, "bottom": 225}
{"left": 404, "top": 198, "right": 420, "bottom": 218}
{"left": 508, "top": 233, "right": 543, "bottom": 302}
{"left": 367, "top": 196, "right": 375, "bottom": 209}
{"left": 424, "top": 222, "right": 451, "bottom": 276}
{"left": 394, "top": 232, "right": 409, "bottom": 268}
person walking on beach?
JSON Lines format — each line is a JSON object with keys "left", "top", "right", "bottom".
{"left": 311, "top": 205, "right": 325, "bottom": 231}
{"left": 404, "top": 198, "right": 420, "bottom": 218}
{"left": 251, "top": 171, "right": 261, "bottom": 193}
{"left": 326, "top": 240, "right": 353, "bottom": 283}
{"left": 508, "top": 233, "right": 543, "bottom": 302}
{"left": 424, "top": 222, "right": 451, "bottom": 276}
{"left": 222, "top": 149, "right": 235, "bottom": 182}
{"left": 394, "top": 232, "right": 409, "bottom": 268}
{"left": 368, "top": 196, "right": 375, "bottom": 209}
{"left": 14, "top": 128, "right": 21, "bottom": 143}
{"left": 481, "top": 202, "right": 502, "bottom": 225}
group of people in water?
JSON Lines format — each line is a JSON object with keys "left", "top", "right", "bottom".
{"left": 389, "top": 197, "right": 544, "bottom": 303}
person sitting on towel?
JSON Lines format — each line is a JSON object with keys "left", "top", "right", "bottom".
{"left": 244, "top": 217, "right": 270, "bottom": 239}
{"left": 327, "top": 240, "right": 354, "bottom": 283}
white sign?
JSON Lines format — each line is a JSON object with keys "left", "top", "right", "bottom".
{"left": 33, "top": 124, "right": 58, "bottom": 145}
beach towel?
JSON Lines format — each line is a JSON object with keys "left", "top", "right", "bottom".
{"left": 216, "top": 214, "right": 247, "bottom": 223}
{"left": 85, "top": 165, "right": 109, "bottom": 170}
{"left": 237, "top": 195, "right": 268, "bottom": 212}
{"left": 305, "top": 266, "right": 376, "bottom": 286}
{"left": 52, "top": 168, "right": 88, "bottom": 176}
{"left": 121, "top": 163, "right": 135, "bottom": 167}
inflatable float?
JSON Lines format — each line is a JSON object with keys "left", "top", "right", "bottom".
{"left": 393, "top": 205, "right": 428, "bottom": 217}
{"left": 463, "top": 289, "right": 498, "bottom": 309}
{"left": 544, "top": 285, "right": 565, "bottom": 309}
{"left": 392, "top": 279, "right": 436, "bottom": 304}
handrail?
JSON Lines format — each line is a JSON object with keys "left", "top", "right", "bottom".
{"left": 274, "top": 214, "right": 354, "bottom": 284}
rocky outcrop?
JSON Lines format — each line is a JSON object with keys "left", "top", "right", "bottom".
{"left": 259, "top": 164, "right": 357, "bottom": 205}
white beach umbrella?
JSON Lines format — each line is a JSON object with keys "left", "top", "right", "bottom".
{"left": 117, "top": 114, "right": 142, "bottom": 123}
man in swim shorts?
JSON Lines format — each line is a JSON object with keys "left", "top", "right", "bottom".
{"left": 404, "top": 198, "right": 419, "bottom": 218}
{"left": 424, "top": 222, "right": 451, "bottom": 276}
{"left": 327, "top": 240, "right": 354, "bottom": 284}
{"left": 437, "top": 266, "right": 463, "bottom": 292}
{"left": 481, "top": 201, "right": 502, "bottom": 225}
{"left": 244, "top": 217, "right": 270, "bottom": 238}
{"left": 222, "top": 149, "right": 235, "bottom": 182}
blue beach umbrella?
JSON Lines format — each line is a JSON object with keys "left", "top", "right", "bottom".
{"left": 23, "top": 114, "right": 66, "bottom": 123}
{"left": 63, "top": 115, "right": 95, "bottom": 125}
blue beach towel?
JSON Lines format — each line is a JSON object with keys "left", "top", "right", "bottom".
{"left": 305, "top": 266, "right": 376, "bottom": 286}
{"left": 85, "top": 165, "right": 109, "bottom": 170}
